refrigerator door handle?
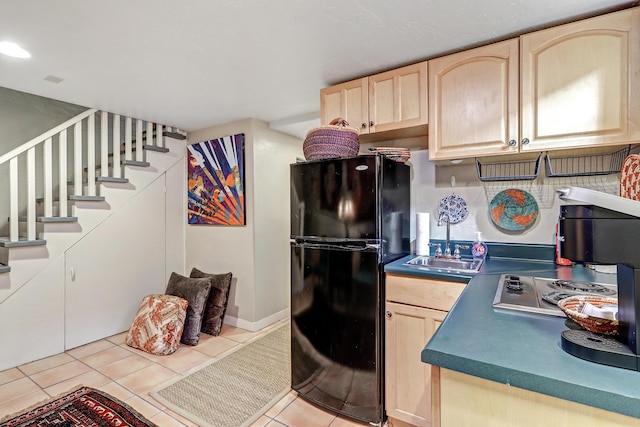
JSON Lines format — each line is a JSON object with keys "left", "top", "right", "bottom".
{"left": 292, "top": 241, "right": 379, "bottom": 252}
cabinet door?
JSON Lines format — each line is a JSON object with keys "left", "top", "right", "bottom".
{"left": 65, "top": 178, "right": 167, "bottom": 349}
{"left": 520, "top": 8, "right": 640, "bottom": 152}
{"left": 369, "top": 62, "right": 428, "bottom": 134}
{"left": 320, "top": 77, "right": 368, "bottom": 131}
{"left": 386, "top": 301, "right": 446, "bottom": 427}
{"left": 428, "top": 39, "right": 519, "bottom": 160}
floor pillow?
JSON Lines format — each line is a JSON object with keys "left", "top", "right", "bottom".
{"left": 620, "top": 154, "right": 640, "bottom": 201}
{"left": 125, "top": 294, "right": 188, "bottom": 355}
{"left": 165, "top": 272, "right": 213, "bottom": 345}
{"left": 190, "top": 268, "right": 233, "bottom": 336}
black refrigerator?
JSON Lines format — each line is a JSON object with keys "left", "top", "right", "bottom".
{"left": 290, "top": 154, "right": 410, "bottom": 424}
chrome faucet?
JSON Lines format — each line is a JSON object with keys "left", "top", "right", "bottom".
{"left": 437, "top": 211, "right": 451, "bottom": 257}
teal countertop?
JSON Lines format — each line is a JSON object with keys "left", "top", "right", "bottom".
{"left": 390, "top": 243, "right": 640, "bottom": 419}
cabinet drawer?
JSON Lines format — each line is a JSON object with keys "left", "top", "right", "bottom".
{"left": 386, "top": 273, "right": 466, "bottom": 311}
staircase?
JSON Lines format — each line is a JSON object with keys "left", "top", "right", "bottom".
{"left": 0, "top": 109, "right": 186, "bottom": 371}
{"left": 0, "top": 108, "right": 185, "bottom": 267}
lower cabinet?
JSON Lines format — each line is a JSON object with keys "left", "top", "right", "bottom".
{"left": 385, "top": 274, "right": 466, "bottom": 427}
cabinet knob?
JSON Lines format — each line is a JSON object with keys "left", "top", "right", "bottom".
{"left": 521, "top": 138, "right": 530, "bottom": 145}
{"left": 361, "top": 123, "right": 367, "bottom": 129}
{"left": 508, "top": 139, "right": 517, "bottom": 146}
{"left": 369, "top": 121, "right": 374, "bottom": 127}
{"left": 385, "top": 311, "right": 392, "bottom": 319}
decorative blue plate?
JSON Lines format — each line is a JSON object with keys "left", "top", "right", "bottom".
{"left": 489, "top": 189, "right": 539, "bottom": 232}
{"left": 438, "top": 194, "right": 468, "bottom": 224}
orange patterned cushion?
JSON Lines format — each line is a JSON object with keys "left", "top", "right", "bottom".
{"left": 125, "top": 294, "right": 188, "bottom": 355}
{"left": 620, "top": 154, "right": 640, "bottom": 201}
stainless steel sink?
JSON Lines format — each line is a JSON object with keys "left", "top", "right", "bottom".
{"left": 404, "top": 256, "right": 483, "bottom": 273}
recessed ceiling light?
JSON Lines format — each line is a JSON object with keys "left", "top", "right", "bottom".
{"left": 44, "top": 75, "right": 64, "bottom": 84}
{"left": 0, "top": 41, "right": 31, "bottom": 58}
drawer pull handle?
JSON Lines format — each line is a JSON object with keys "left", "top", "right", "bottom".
{"left": 385, "top": 311, "right": 392, "bottom": 319}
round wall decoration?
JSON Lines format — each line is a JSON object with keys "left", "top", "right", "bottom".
{"left": 489, "top": 189, "right": 538, "bottom": 232}
{"left": 438, "top": 194, "right": 468, "bottom": 224}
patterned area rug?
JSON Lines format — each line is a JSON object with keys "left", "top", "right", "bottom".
{"left": 0, "top": 386, "right": 157, "bottom": 427}
{"left": 151, "top": 323, "right": 290, "bottom": 427}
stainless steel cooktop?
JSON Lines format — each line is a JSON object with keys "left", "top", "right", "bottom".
{"left": 493, "top": 274, "right": 617, "bottom": 317}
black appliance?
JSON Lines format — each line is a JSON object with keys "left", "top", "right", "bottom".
{"left": 290, "top": 154, "right": 410, "bottom": 424}
{"left": 557, "top": 186, "right": 640, "bottom": 370}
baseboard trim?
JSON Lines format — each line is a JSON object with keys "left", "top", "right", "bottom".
{"left": 224, "top": 307, "right": 290, "bottom": 332}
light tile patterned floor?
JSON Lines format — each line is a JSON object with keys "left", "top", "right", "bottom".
{"left": 0, "top": 319, "right": 366, "bottom": 426}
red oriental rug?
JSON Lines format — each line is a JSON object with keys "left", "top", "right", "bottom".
{"left": 0, "top": 386, "right": 157, "bottom": 427}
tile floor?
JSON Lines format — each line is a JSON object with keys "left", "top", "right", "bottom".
{"left": 0, "top": 319, "right": 366, "bottom": 426}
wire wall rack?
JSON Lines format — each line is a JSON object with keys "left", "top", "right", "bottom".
{"left": 540, "top": 146, "right": 631, "bottom": 206}
{"left": 475, "top": 154, "right": 546, "bottom": 206}
{"left": 475, "top": 147, "right": 632, "bottom": 208}
{"left": 545, "top": 146, "right": 630, "bottom": 177}
{"left": 476, "top": 154, "right": 542, "bottom": 182}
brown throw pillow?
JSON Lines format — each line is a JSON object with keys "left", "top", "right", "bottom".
{"left": 165, "top": 272, "right": 212, "bottom": 346}
{"left": 190, "top": 267, "right": 233, "bottom": 336}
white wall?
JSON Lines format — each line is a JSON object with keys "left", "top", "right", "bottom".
{"left": 253, "top": 125, "right": 302, "bottom": 321}
{"left": 186, "top": 119, "right": 303, "bottom": 330}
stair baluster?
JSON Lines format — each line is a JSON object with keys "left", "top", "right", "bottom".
{"left": 100, "top": 111, "right": 109, "bottom": 179}
{"left": 73, "top": 120, "right": 83, "bottom": 197}
{"left": 86, "top": 114, "right": 96, "bottom": 196}
{"left": 135, "top": 119, "right": 143, "bottom": 163}
{"left": 59, "top": 129, "right": 68, "bottom": 217}
{"left": 113, "top": 114, "right": 121, "bottom": 178}
{"left": 9, "top": 158, "right": 18, "bottom": 242}
{"left": 27, "top": 147, "right": 36, "bottom": 241}
{"left": 43, "top": 137, "right": 53, "bottom": 218}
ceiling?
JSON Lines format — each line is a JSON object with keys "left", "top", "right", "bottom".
{"left": 0, "top": 0, "right": 635, "bottom": 139}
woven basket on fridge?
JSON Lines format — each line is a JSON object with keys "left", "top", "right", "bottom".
{"left": 303, "top": 118, "right": 360, "bottom": 161}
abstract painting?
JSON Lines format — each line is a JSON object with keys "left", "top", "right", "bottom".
{"left": 187, "top": 133, "right": 245, "bottom": 225}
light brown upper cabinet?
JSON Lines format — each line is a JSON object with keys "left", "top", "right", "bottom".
{"left": 320, "top": 77, "right": 369, "bottom": 132}
{"left": 429, "top": 7, "right": 640, "bottom": 161}
{"left": 321, "top": 62, "right": 428, "bottom": 136}
{"left": 521, "top": 8, "right": 639, "bottom": 152}
{"left": 428, "top": 39, "right": 519, "bottom": 160}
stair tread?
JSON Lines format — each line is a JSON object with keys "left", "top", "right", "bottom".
{"left": 17, "top": 216, "right": 78, "bottom": 223}
{"left": 69, "top": 195, "right": 106, "bottom": 201}
{"left": 163, "top": 130, "right": 186, "bottom": 140}
{"left": 37, "top": 195, "right": 106, "bottom": 202}
{"left": 0, "top": 238, "right": 47, "bottom": 248}
{"left": 143, "top": 145, "right": 170, "bottom": 153}
{"left": 122, "top": 160, "right": 151, "bottom": 167}
{"left": 97, "top": 176, "right": 129, "bottom": 183}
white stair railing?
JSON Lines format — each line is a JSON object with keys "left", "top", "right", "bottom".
{"left": 0, "top": 108, "right": 178, "bottom": 245}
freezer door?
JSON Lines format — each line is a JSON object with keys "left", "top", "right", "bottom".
{"left": 290, "top": 156, "right": 378, "bottom": 240}
{"left": 290, "top": 243, "right": 383, "bottom": 424}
